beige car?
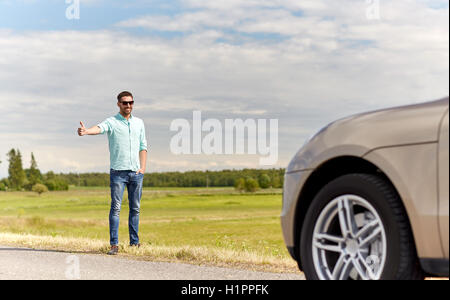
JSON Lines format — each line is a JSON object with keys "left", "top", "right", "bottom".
{"left": 281, "top": 97, "right": 449, "bottom": 280}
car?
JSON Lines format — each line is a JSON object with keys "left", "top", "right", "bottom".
{"left": 281, "top": 97, "right": 449, "bottom": 280}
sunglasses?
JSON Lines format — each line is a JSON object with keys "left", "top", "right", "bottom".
{"left": 120, "top": 101, "right": 134, "bottom": 106}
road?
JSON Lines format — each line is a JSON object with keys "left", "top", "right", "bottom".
{"left": 0, "top": 245, "right": 305, "bottom": 280}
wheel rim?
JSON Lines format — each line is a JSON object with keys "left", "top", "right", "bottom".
{"left": 312, "top": 194, "right": 387, "bottom": 280}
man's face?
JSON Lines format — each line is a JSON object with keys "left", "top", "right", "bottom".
{"left": 118, "top": 95, "right": 134, "bottom": 115}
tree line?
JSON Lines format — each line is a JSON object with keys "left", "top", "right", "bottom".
{"left": 0, "top": 149, "right": 284, "bottom": 192}
{"left": 0, "top": 149, "right": 69, "bottom": 192}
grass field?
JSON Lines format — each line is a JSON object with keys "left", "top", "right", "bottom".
{"left": 0, "top": 187, "right": 299, "bottom": 273}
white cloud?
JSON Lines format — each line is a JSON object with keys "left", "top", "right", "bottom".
{"left": 0, "top": 0, "right": 448, "bottom": 178}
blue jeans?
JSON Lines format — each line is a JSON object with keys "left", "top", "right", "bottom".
{"left": 109, "top": 169, "right": 144, "bottom": 246}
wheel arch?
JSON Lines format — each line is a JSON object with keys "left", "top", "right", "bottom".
{"left": 293, "top": 156, "right": 404, "bottom": 270}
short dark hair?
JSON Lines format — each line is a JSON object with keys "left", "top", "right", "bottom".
{"left": 117, "top": 91, "right": 133, "bottom": 102}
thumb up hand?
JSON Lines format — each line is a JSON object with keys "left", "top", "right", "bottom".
{"left": 78, "top": 121, "right": 87, "bottom": 136}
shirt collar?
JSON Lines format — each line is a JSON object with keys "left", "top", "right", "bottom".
{"left": 116, "top": 113, "right": 133, "bottom": 121}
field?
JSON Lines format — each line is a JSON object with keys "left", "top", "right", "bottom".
{"left": 0, "top": 187, "right": 299, "bottom": 273}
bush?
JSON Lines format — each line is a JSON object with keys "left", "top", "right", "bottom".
{"left": 44, "top": 180, "right": 56, "bottom": 191}
{"left": 234, "top": 178, "right": 246, "bottom": 192}
{"left": 32, "top": 183, "right": 48, "bottom": 196}
{"left": 244, "top": 177, "right": 259, "bottom": 193}
{"left": 258, "top": 174, "right": 271, "bottom": 189}
{"left": 44, "top": 178, "right": 69, "bottom": 191}
{"left": 23, "top": 178, "right": 32, "bottom": 191}
{"left": 0, "top": 178, "right": 9, "bottom": 188}
{"left": 0, "top": 182, "right": 6, "bottom": 191}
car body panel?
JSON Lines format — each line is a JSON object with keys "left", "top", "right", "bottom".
{"left": 286, "top": 98, "right": 448, "bottom": 173}
{"left": 282, "top": 98, "right": 449, "bottom": 271}
{"left": 281, "top": 170, "right": 312, "bottom": 248}
{"left": 438, "top": 110, "right": 449, "bottom": 258}
{"left": 363, "top": 143, "right": 441, "bottom": 259}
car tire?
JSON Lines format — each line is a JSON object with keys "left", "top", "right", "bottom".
{"left": 299, "top": 173, "right": 424, "bottom": 280}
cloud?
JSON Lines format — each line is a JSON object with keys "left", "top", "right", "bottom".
{"left": 0, "top": 0, "right": 448, "bottom": 178}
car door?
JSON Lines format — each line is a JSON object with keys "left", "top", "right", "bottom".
{"left": 438, "top": 109, "right": 449, "bottom": 258}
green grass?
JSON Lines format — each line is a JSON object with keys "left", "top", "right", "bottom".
{"left": 0, "top": 187, "right": 298, "bottom": 272}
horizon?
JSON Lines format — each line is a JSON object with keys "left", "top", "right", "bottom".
{"left": 0, "top": 151, "right": 287, "bottom": 181}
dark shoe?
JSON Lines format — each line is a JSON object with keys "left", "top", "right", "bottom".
{"left": 107, "top": 245, "right": 119, "bottom": 255}
{"left": 129, "top": 243, "right": 141, "bottom": 248}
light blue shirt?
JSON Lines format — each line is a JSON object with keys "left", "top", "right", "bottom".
{"left": 97, "top": 113, "right": 148, "bottom": 171}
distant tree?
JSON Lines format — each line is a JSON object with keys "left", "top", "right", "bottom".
{"left": 32, "top": 183, "right": 48, "bottom": 196}
{"left": 7, "top": 149, "right": 26, "bottom": 190}
{"left": 46, "top": 168, "right": 287, "bottom": 188}
{"left": 244, "top": 177, "right": 259, "bottom": 193}
{"left": 45, "top": 171, "right": 55, "bottom": 181}
{"left": 26, "top": 152, "right": 42, "bottom": 188}
{"left": 0, "top": 156, "right": 2, "bottom": 189}
{"left": 271, "top": 174, "right": 282, "bottom": 188}
{"left": 41, "top": 171, "right": 69, "bottom": 191}
{"left": 234, "top": 177, "right": 246, "bottom": 192}
{"left": 0, "top": 178, "right": 9, "bottom": 191}
{"left": 44, "top": 179, "right": 56, "bottom": 191}
{"left": 258, "top": 174, "right": 271, "bottom": 189}
{"left": 44, "top": 178, "right": 69, "bottom": 191}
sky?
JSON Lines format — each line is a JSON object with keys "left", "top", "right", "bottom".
{"left": 0, "top": 0, "right": 448, "bottom": 178}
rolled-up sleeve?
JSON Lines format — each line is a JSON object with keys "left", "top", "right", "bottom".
{"left": 97, "top": 118, "right": 112, "bottom": 135}
{"left": 140, "top": 121, "right": 148, "bottom": 152}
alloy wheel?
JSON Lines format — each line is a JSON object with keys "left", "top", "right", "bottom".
{"left": 311, "top": 194, "right": 387, "bottom": 280}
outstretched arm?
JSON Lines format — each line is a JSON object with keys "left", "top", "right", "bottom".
{"left": 78, "top": 121, "right": 101, "bottom": 136}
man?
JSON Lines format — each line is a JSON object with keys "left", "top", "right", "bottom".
{"left": 78, "top": 91, "right": 148, "bottom": 255}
